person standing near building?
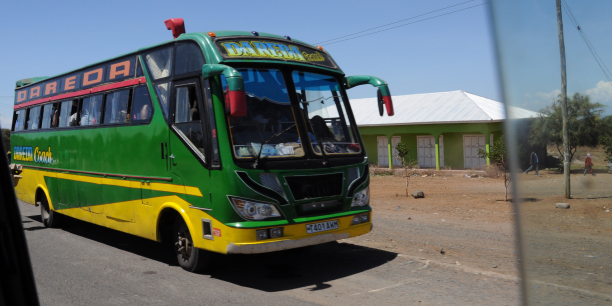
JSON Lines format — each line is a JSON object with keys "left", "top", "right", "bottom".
{"left": 584, "top": 153, "right": 595, "bottom": 176}
{"left": 525, "top": 150, "right": 539, "bottom": 175}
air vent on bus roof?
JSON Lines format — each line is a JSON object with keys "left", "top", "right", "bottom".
{"left": 15, "top": 77, "right": 50, "bottom": 89}
{"left": 165, "top": 18, "right": 186, "bottom": 39}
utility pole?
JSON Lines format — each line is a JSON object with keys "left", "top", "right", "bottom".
{"left": 556, "top": 0, "right": 571, "bottom": 198}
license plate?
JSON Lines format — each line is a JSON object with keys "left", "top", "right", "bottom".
{"left": 306, "top": 220, "right": 339, "bottom": 234}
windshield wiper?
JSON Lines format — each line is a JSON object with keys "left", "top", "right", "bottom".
{"left": 252, "top": 124, "right": 297, "bottom": 169}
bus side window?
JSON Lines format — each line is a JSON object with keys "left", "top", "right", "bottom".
{"left": 58, "top": 100, "right": 77, "bottom": 128}
{"left": 144, "top": 47, "right": 173, "bottom": 80}
{"left": 80, "top": 95, "right": 103, "bottom": 126}
{"left": 104, "top": 90, "right": 130, "bottom": 124}
{"left": 41, "top": 103, "right": 58, "bottom": 129}
{"left": 174, "top": 43, "right": 204, "bottom": 75}
{"left": 131, "top": 86, "right": 152, "bottom": 124}
{"left": 174, "top": 86, "right": 205, "bottom": 154}
{"left": 27, "top": 106, "right": 41, "bottom": 130}
{"left": 12, "top": 109, "right": 26, "bottom": 132}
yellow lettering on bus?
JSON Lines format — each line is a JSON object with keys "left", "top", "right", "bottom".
{"left": 252, "top": 42, "right": 272, "bottom": 58}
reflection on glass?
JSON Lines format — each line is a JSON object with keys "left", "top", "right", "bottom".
{"left": 80, "top": 95, "right": 102, "bottom": 126}
{"left": 13, "top": 109, "right": 26, "bottom": 131}
{"left": 27, "top": 106, "right": 41, "bottom": 130}
{"left": 156, "top": 82, "right": 170, "bottom": 119}
{"left": 224, "top": 69, "right": 304, "bottom": 159}
{"left": 41, "top": 104, "right": 55, "bottom": 129}
{"left": 292, "top": 71, "right": 360, "bottom": 155}
{"left": 131, "top": 86, "right": 152, "bottom": 123}
{"left": 145, "top": 47, "right": 173, "bottom": 80}
{"left": 174, "top": 86, "right": 205, "bottom": 155}
{"left": 490, "top": 1, "right": 612, "bottom": 304}
{"left": 104, "top": 90, "right": 129, "bottom": 124}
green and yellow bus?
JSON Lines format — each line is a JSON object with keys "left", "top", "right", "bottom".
{"left": 10, "top": 19, "right": 394, "bottom": 272}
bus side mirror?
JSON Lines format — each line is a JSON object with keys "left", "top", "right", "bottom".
{"left": 202, "top": 64, "right": 247, "bottom": 117}
{"left": 344, "top": 75, "right": 394, "bottom": 116}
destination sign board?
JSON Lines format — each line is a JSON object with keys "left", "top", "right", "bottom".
{"left": 15, "top": 56, "right": 137, "bottom": 105}
{"left": 215, "top": 38, "right": 337, "bottom": 69}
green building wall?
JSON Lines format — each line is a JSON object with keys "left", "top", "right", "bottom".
{"left": 359, "top": 122, "right": 504, "bottom": 169}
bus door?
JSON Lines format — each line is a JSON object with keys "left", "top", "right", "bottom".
{"left": 166, "top": 78, "right": 211, "bottom": 209}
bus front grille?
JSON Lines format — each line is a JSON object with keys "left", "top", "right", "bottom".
{"left": 285, "top": 173, "right": 343, "bottom": 200}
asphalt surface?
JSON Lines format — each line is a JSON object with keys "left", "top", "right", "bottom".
{"left": 18, "top": 200, "right": 520, "bottom": 306}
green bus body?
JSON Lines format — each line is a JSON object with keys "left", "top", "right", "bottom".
{"left": 11, "top": 30, "right": 388, "bottom": 266}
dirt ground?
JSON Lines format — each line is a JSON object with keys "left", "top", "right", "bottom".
{"left": 343, "top": 151, "right": 611, "bottom": 304}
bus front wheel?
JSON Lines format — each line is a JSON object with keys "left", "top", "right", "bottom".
{"left": 174, "top": 217, "right": 211, "bottom": 272}
{"left": 39, "top": 192, "right": 62, "bottom": 228}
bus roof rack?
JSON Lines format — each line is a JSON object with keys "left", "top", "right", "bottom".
{"left": 15, "top": 77, "right": 50, "bottom": 89}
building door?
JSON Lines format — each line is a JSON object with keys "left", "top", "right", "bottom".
{"left": 377, "top": 136, "right": 388, "bottom": 167}
{"left": 463, "top": 135, "right": 486, "bottom": 168}
{"left": 391, "top": 136, "right": 402, "bottom": 166}
{"left": 417, "top": 136, "right": 435, "bottom": 168}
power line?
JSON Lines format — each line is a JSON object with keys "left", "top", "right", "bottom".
{"left": 315, "top": 0, "right": 476, "bottom": 45}
{"left": 317, "top": 2, "right": 488, "bottom": 46}
{"left": 561, "top": 0, "right": 612, "bottom": 84}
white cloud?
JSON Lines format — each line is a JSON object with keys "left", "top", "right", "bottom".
{"left": 534, "top": 89, "right": 561, "bottom": 102}
{"left": 584, "top": 81, "right": 612, "bottom": 104}
{"left": 520, "top": 89, "right": 560, "bottom": 111}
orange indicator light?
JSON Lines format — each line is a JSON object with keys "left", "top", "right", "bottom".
{"left": 208, "top": 32, "right": 216, "bottom": 37}
{"left": 317, "top": 46, "right": 324, "bottom": 51}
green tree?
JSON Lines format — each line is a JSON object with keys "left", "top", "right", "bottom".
{"left": 529, "top": 93, "right": 605, "bottom": 165}
{"left": 479, "top": 135, "right": 510, "bottom": 201}
{"left": 1, "top": 129, "right": 10, "bottom": 154}
{"left": 395, "top": 142, "right": 419, "bottom": 197}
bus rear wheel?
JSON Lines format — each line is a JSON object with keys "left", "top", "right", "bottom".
{"left": 174, "top": 217, "right": 211, "bottom": 272}
{"left": 39, "top": 192, "right": 62, "bottom": 228}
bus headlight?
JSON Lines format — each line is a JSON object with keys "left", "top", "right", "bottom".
{"left": 351, "top": 187, "right": 370, "bottom": 207}
{"left": 229, "top": 197, "right": 281, "bottom": 220}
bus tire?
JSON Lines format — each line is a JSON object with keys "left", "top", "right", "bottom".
{"left": 174, "top": 217, "right": 211, "bottom": 272}
{"left": 39, "top": 192, "right": 62, "bottom": 228}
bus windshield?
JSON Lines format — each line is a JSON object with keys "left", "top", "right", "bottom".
{"left": 293, "top": 71, "right": 361, "bottom": 155}
{"left": 227, "top": 68, "right": 304, "bottom": 159}
{"left": 226, "top": 68, "right": 362, "bottom": 159}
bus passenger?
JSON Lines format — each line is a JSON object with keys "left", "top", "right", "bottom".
{"left": 68, "top": 101, "right": 79, "bottom": 126}
{"left": 80, "top": 98, "right": 101, "bottom": 126}
{"left": 51, "top": 106, "right": 58, "bottom": 127}
{"left": 131, "top": 87, "right": 152, "bottom": 122}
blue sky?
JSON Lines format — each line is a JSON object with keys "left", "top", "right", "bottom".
{"left": 491, "top": 0, "right": 612, "bottom": 117}
{"left": 2, "top": 1, "right": 610, "bottom": 128}
{"left": 0, "top": 0, "right": 498, "bottom": 128}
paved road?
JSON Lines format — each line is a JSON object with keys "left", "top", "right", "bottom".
{"left": 18, "top": 200, "right": 520, "bottom": 306}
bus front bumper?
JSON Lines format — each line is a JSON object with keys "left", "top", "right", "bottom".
{"left": 224, "top": 215, "right": 372, "bottom": 254}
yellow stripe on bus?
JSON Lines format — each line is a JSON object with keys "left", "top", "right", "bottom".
{"left": 50, "top": 171, "right": 202, "bottom": 197}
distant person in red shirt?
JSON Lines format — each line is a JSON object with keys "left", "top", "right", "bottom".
{"left": 584, "top": 153, "right": 595, "bottom": 176}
